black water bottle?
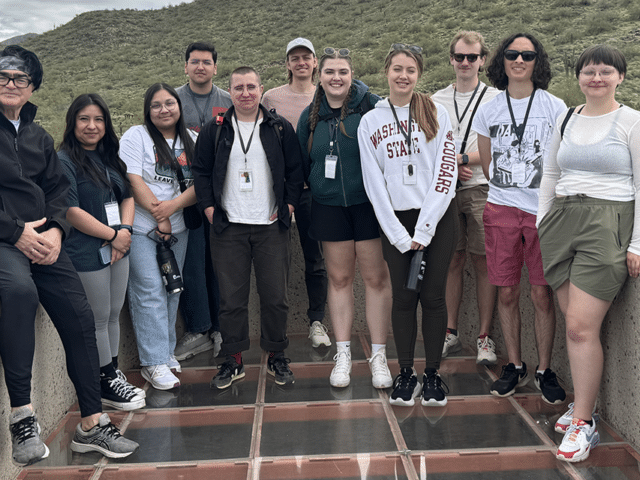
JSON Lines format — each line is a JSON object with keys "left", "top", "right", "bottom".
{"left": 156, "top": 240, "right": 184, "bottom": 294}
{"left": 404, "top": 250, "right": 426, "bottom": 292}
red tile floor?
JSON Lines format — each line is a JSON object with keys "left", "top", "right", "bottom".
{"left": 18, "top": 333, "right": 640, "bottom": 479}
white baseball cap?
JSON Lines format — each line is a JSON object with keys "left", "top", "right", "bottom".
{"left": 286, "top": 38, "right": 315, "bottom": 56}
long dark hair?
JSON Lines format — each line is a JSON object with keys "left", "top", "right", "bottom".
{"left": 59, "top": 93, "right": 129, "bottom": 189}
{"left": 143, "top": 83, "right": 194, "bottom": 168}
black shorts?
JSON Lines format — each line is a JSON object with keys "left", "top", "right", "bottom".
{"left": 309, "top": 201, "right": 380, "bottom": 242}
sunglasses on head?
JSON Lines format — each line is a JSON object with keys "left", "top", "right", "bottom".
{"left": 324, "top": 47, "right": 350, "bottom": 57}
{"left": 504, "top": 50, "right": 537, "bottom": 62}
{"left": 452, "top": 53, "right": 480, "bottom": 63}
{"left": 390, "top": 43, "right": 423, "bottom": 55}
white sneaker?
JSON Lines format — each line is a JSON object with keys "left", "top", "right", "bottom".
{"left": 141, "top": 364, "right": 180, "bottom": 390}
{"left": 556, "top": 417, "right": 600, "bottom": 463}
{"left": 167, "top": 355, "right": 181, "bottom": 373}
{"left": 476, "top": 335, "right": 497, "bottom": 365}
{"left": 369, "top": 349, "right": 393, "bottom": 389}
{"left": 554, "top": 402, "right": 599, "bottom": 433}
{"left": 309, "top": 321, "right": 331, "bottom": 347}
{"left": 116, "top": 370, "right": 146, "bottom": 399}
{"left": 330, "top": 349, "right": 351, "bottom": 387}
{"left": 441, "top": 332, "right": 461, "bottom": 357}
{"left": 210, "top": 331, "right": 223, "bottom": 357}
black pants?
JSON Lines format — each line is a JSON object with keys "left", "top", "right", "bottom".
{"left": 0, "top": 243, "right": 101, "bottom": 417}
{"left": 380, "top": 205, "right": 457, "bottom": 370}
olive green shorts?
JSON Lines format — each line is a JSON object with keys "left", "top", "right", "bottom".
{"left": 538, "top": 195, "right": 633, "bottom": 301}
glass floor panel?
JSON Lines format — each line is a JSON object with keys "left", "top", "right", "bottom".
{"left": 18, "top": 334, "right": 640, "bottom": 480}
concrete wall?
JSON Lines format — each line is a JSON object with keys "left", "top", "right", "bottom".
{"left": 2, "top": 227, "right": 640, "bottom": 479}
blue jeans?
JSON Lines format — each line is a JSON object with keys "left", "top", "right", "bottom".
{"left": 179, "top": 221, "right": 220, "bottom": 334}
{"left": 128, "top": 231, "right": 188, "bottom": 366}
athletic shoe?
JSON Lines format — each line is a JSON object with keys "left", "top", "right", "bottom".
{"left": 369, "top": 349, "right": 393, "bottom": 389}
{"left": 141, "top": 364, "right": 180, "bottom": 390}
{"left": 309, "top": 321, "right": 331, "bottom": 347}
{"left": 490, "top": 362, "right": 529, "bottom": 397}
{"left": 555, "top": 402, "right": 600, "bottom": 433}
{"left": 267, "top": 354, "right": 295, "bottom": 385}
{"left": 174, "top": 332, "right": 214, "bottom": 361}
{"left": 116, "top": 370, "right": 145, "bottom": 398}
{"left": 441, "top": 331, "right": 462, "bottom": 357}
{"left": 210, "top": 357, "right": 245, "bottom": 389}
{"left": 476, "top": 335, "right": 497, "bottom": 365}
{"left": 210, "top": 331, "right": 223, "bottom": 357}
{"left": 421, "top": 371, "right": 449, "bottom": 407}
{"left": 167, "top": 355, "right": 181, "bottom": 373}
{"left": 10, "top": 409, "right": 49, "bottom": 466}
{"left": 556, "top": 417, "right": 600, "bottom": 463}
{"left": 330, "top": 349, "right": 351, "bottom": 387}
{"left": 389, "top": 367, "right": 421, "bottom": 407}
{"left": 534, "top": 367, "right": 567, "bottom": 405}
{"left": 70, "top": 413, "right": 139, "bottom": 458}
{"left": 101, "top": 376, "right": 146, "bottom": 411}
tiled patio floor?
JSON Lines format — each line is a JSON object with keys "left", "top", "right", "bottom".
{"left": 18, "top": 333, "right": 640, "bottom": 479}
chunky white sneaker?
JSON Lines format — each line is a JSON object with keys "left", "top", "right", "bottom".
{"left": 441, "top": 332, "right": 461, "bottom": 357}
{"left": 141, "top": 364, "right": 180, "bottom": 390}
{"left": 330, "top": 349, "right": 351, "bottom": 387}
{"left": 555, "top": 402, "right": 599, "bottom": 433}
{"left": 369, "top": 350, "right": 393, "bottom": 389}
{"left": 556, "top": 417, "right": 600, "bottom": 463}
{"left": 167, "top": 355, "right": 181, "bottom": 373}
{"left": 309, "top": 321, "right": 331, "bottom": 347}
{"left": 476, "top": 335, "right": 497, "bottom": 365}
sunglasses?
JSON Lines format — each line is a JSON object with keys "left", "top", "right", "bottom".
{"left": 452, "top": 53, "right": 480, "bottom": 63}
{"left": 390, "top": 43, "right": 423, "bottom": 55}
{"left": 324, "top": 47, "right": 350, "bottom": 57}
{"left": 504, "top": 50, "right": 537, "bottom": 62}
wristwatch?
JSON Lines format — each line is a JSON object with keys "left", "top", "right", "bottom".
{"left": 461, "top": 154, "right": 469, "bottom": 165}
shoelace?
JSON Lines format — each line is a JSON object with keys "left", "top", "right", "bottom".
{"left": 368, "top": 351, "right": 388, "bottom": 375}
{"left": 107, "top": 377, "right": 137, "bottom": 400}
{"left": 394, "top": 370, "right": 416, "bottom": 389}
{"left": 10, "top": 416, "right": 37, "bottom": 444}
{"left": 218, "top": 360, "right": 240, "bottom": 376}
{"left": 270, "top": 357, "right": 292, "bottom": 374}
{"left": 96, "top": 421, "right": 123, "bottom": 440}
{"left": 309, "top": 323, "right": 329, "bottom": 338}
{"left": 425, "top": 374, "right": 450, "bottom": 394}
{"left": 479, "top": 337, "right": 494, "bottom": 351}
{"left": 333, "top": 351, "right": 351, "bottom": 374}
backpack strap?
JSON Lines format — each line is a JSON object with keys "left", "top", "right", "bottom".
{"left": 459, "top": 85, "right": 488, "bottom": 155}
{"left": 560, "top": 107, "right": 576, "bottom": 140}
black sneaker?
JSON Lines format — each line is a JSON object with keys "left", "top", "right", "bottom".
{"left": 211, "top": 357, "right": 245, "bottom": 390}
{"left": 490, "top": 362, "right": 529, "bottom": 397}
{"left": 101, "top": 376, "right": 146, "bottom": 411}
{"left": 10, "top": 410, "right": 49, "bottom": 466}
{"left": 70, "top": 413, "right": 139, "bottom": 458}
{"left": 534, "top": 366, "right": 567, "bottom": 405}
{"left": 389, "top": 367, "right": 421, "bottom": 407}
{"left": 267, "top": 354, "right": 295, "bottom": 385}
{"left": 422, "top": 371, "right": 449, "bottom": 407}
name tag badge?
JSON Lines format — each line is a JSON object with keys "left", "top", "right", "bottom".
{"left": 512, "top": 162, "right": 526, "bottom": 185}
{"left": 104, "top": 201, "right": 121, "bottom": 226}
{"left": 239, "top": 169, "right": 253, "bottom": 191}
{"left": 403, "top": 163, "right": 417, "bottom": 185}
{"left": 325, "top": 155, "right": 338, "bottom": 179}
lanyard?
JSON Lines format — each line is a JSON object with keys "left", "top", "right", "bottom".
{"left": 328, "top": 117, "right": 340, "bottom": 156}
{"left": 505, "top": 88, "right": 536, "bottom": 155}
{"left": 389, "top": 102, "right": 412, "bottom": 156}
{"left": 453, "top": 82, "right": 480, "bottom": 132}
{"left": 233, "top": 110, "right": 261, "bottom": 165}
{"left": 186, "top": 87, "right": 213, "bottom": 128}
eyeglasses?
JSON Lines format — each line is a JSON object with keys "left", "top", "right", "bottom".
{"left": 324, "top": 47, "right": 350, "bottom": 57}
{"left": 452, "top": 53, "right": 480, "bottom": 63}
{"left": 0, "top": 73, "right": 32, "bottom": 88}
{"left": 150, "top": 100, "right": 178, "bottom": 112}
{"left": 390, "top": 43, "right": 423, "bottom": 55}
{"left": 504, "top": 50, "right": 537, "bottom": 62}
{"left": 580, "top": 68, "right": 618, "bottom": 79}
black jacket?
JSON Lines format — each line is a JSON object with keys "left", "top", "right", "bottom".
{"left": 0, "top": 102, "right": 71, "bottom": 244}
{"left": 192, "top": 104, "right": 303, "bottom": 233}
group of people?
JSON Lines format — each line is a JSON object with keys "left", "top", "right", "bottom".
{"left": 0, "top": 27, "right": 637, "bottom": 467}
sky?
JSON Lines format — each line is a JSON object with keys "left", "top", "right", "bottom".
{"left": 0, "top": 0, "right": 196, "bottom": 42}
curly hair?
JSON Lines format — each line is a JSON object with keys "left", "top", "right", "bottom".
{"left": 486, "top": 33, "right": 552, "bottom": 91}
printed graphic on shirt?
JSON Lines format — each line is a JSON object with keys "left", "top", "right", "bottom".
{"left": 435, "top": 130, "right": 456, "bottom": 194}
{"left": 153, "top": 146, "right": 194, "bottom": 187}
{"left": 487, "top": 120, "right": 549, "bottom": 189}
{"left": 367, "top": 120, "right": 423, "bottom": 158}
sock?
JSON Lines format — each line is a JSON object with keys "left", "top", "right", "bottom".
{"left": 447, "top": 328, "right": 458, "bottom": 336}
{"left": 336, "top": 341, "right": 350, "bottom": 353}
{"left": 537, "top": 369, "right": 546, "bottom": 375}
{"left": 371, "top": 344, "right": 385, "bottom": 355}
{"left": 112, "top": 356, "right": 119, "bottom": 370}
{"left": 584, "top": 418, "right": 594, "bottom": 426}
{"left": 100, "top": 362, "right": 117, "bottom": 380}
{"left": 478, "top": 333, "right": 488, "bottom": 339}
{"left": 515, "top": 364, "right": 523, "bottom": 370}
{"left": 231, "top": 352, "right": 242, "bottom": 365}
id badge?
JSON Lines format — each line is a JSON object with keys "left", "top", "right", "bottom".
{"left": 104, "top": 201, "right": 121, "bottom": 226}
{"left": 512, "top": 161, "right": 526, "bottom": 184}
{"left": 239, "top": 169, "right": 253, "bottom": 191}
{"left": 325, "top": 155, "right": 338, "bottom": 179}
{"left": 403, "top": 163, "right": 417, "bottom": 185}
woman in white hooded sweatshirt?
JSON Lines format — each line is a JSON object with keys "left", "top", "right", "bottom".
{"left": 358, "top": 44, "right": 457, "bottom": 408}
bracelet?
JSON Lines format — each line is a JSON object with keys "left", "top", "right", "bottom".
{"left": 107, "top": 228, "right": 118, "bottom": 243}
{"left": 119, "top": 224, "right": 133, "bottom": 233}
